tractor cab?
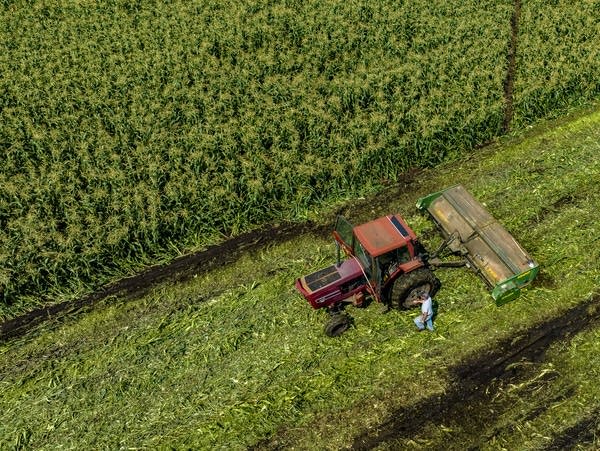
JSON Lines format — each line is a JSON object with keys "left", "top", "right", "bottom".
{"left": 295, "top": 215, "right": 427, "bottom": 313}
{"left": 333, "top": 215, "right": 425, "bottom": 297}
{"left": 295, "top": 213, "right": 435, "bottom": 336}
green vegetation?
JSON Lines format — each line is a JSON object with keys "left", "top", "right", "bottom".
{"left": 514, "top": 0, "right": 600, "bottom": 126}
{"left": 1, "top": 105, "right": 599, "bottom": 449}
{"left": 3, "top": 0, "right": 598, "bottom": 317}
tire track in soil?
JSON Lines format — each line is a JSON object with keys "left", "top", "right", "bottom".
{"left": 476, "top": 386, "right": 576, "bottom": 448}
{"left": 542, "top": 408, "right": 600, "bottom": 450}
{"left": 502, "top": 0, "right": 521, "bottom": 133}
{"left": 349, "top": 294, "right": 600, "bottom": 450}
{"left": 0, "top": 222, "right": 326, "bottom": 343}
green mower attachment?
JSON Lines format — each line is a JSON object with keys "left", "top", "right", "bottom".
{"left": 417, "top": 185, "right": 538, "bottom": 305}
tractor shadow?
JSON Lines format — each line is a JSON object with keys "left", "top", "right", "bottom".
{"left": 432, "top": 299, "right": 440, "bottom": 323}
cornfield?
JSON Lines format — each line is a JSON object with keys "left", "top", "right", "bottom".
{"left": 514, "top": 0, "right": 600, "bottom": 125}
{"left": 0, "top": 0, "right": 598, "bottom": 318}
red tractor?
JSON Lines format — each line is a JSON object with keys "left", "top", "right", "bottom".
{"left": 295, "top": 185, "right": 538, "bottom": 336}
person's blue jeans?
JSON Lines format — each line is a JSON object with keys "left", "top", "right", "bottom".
{"left": 414, "top": 314, "right": 434, "bottom": 331}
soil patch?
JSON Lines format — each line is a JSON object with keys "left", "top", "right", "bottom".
{"left": 542, "top": 408, "right": 600, "bottom": 450}
{"left": 349, "top": 294, "right": 600, "bottom": 449}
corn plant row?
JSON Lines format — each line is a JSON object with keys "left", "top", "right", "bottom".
{"left": 513, "top": 0, "right": 600, "bottom": 126}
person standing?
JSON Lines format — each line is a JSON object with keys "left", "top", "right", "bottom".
{"left": 414, "top": 292, "right": 434, "bottom": 331}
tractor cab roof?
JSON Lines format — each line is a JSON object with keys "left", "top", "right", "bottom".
{"left": 353, "top": 215, "right": 417, "bottom": 257}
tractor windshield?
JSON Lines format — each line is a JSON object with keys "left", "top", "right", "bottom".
{"left": 334, "top": 216, "right": 354, "bottom": 253}
{"left": 355, "top": 242, "right": 372, "bottom": 276}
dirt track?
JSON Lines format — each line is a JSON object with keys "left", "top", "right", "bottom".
{"left": 543, "top": 408, "right": 600, "bottom": 450}
{"left": 249, "top": 294, "right": 600, "bottom": 450}
{"left": 0, "top": 221, "right": 324, "bottom": 342}
{"left": 349, "top": 294, "right": 600, "bottom": 450}
{"left": 502, "top": 0, "right": 520, "bottom": 133}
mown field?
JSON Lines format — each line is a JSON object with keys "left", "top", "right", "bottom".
{"left": 2, "top": 0, "right": 599, "bottom": 318}
{"left": 1, "top": 104, "right": 599, "bottom": 449}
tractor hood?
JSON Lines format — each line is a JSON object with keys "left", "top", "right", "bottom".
{"left": 295, "top": 258, "right": 365, "bottom": 309}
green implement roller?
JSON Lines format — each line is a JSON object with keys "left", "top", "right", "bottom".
{"left": 417, "top": 185, "right": 539, "bottom": 305}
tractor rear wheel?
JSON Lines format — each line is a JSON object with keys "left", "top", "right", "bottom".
{"left": 324, "top": 313, "right": 352, "bottom": 337}
{"left": 390, "top": 268, "right": 440, "bottom": 309}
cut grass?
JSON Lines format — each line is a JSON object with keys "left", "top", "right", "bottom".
{"left": 1, "top": 104, "right": 600, "bottom": 449}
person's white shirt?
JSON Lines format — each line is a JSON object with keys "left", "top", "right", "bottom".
{"left": 421, "top": 295, "right": 433, "bottom": 317}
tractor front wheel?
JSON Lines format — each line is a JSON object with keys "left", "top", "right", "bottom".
{"left": 324, "top": 313, "right": 352, "bottom": 337}
{"left": 390, "top": 268, "right": 440, "bottom": 309}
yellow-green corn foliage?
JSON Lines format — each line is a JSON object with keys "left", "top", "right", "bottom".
{"left": 0, "top": 0, "right": 598, "bottom": 317}
{"left": 514, "top": 0, "right": 600, "bottom": 125}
